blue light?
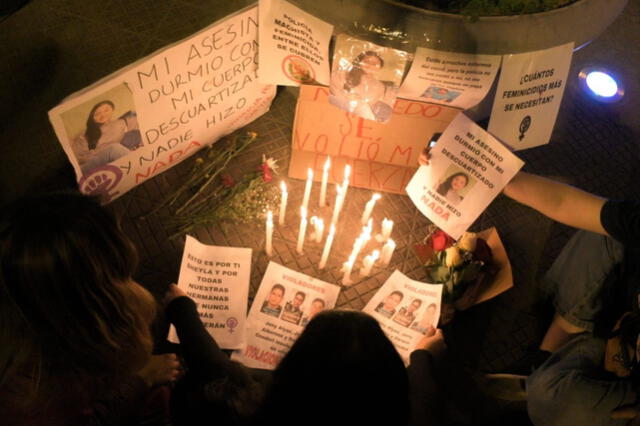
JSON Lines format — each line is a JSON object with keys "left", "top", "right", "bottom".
{"left": 585, "top": 71, "right": 618, "bottom": 98}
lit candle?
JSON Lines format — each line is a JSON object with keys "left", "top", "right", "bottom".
{"left": 331, "top": 183, "right": 343, "bottom": 226}
{"left": 318, "top": 224, "right": 335, "bottom": 269}
{"left": 342, "top": 164, "right": 351, "bottom": 198}
{"left": 265, "top": 210, "right": 274, "bottom": 257}
{"left": 380, "top": 218, "right": 394, "bottom": 241}
{"left": 319, "top": 157, "right": 330, "bottom": 207}
{"left": 361, "top": 193, "right": 381, "bottom": 225}
{"left": 313, "top": 217, "right": 324, "bottom": 243}
{"left": 341, "top": 254, "right": 356, "bottom": 285}
{"left": 302, "top": 168, "right": 313, "bottom": 211}
{"left": 380, "top": 238, "right": 396, "bottom": 265}
{"left": 279, "top": 181, "right": 288, "bottom": 226}
{"left": 296, "top": 206, "right": 308, "bottom": 254}
{"left": 349, "top": 229, "right": 371, "bottom": 261}
{"left": 360, "top": 250, "right": 380, "bottom": 276}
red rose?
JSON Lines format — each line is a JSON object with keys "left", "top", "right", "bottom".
{"left": 260, "top": 163, "right": 273, "bottom": 183}
{"left": 221, "top": 174, "right": 235, "bottom": 187}
{"left": 430, "top": 229, "right": 454, "bottom": 251}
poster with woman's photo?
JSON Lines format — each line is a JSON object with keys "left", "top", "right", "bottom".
{"left": 49, "top": 5, "right": 276, "bottom": 203}
{"left": 398, "top": 47, "right": 501, "bottom": 110}
{"left": 406, "top": 113, "right": 524, "bottom": 239}
{"left": 329, "top": 34, "right": 408, "bottom": 123}
{"left": 362, "top": 270, "right": 443, "bottom": 363}
{"left": 232, "top": 261, "right": 340, "bottom": 369}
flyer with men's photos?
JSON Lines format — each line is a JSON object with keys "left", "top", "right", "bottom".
{"left": 406, "top": 113, "right": 524, "bottom": 239}
{"left": 362, "top": 270, "right": 443, "bottom": 363}
{"left": 232, "top": 261, "right": 340, "bottom": 369}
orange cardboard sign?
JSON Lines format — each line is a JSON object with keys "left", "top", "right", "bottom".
{"left": 289, "top": 85, "right": 459, "bottom": 193}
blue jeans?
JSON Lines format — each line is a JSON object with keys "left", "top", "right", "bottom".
{"left": 527, "top": 231, "right": 636, "bottom": 425}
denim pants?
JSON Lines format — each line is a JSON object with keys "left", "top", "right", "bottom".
{"left": 527, "top": 231, "right": 636, "bottom": 425}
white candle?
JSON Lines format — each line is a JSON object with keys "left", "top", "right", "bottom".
{"left": 360, "top": 250, "right": 380, "bottom": 276}
{"left": 265, "top": 210, "right": 274, "bottom": 257}
{"left": 331, "top": 183, "right": 343, "bottom": 226}
{"left": 296, "top": 206, "right": 308, "bottom": 254}
{"left": 319, "top": 157, "right": 330, "bottom": 207}
{"left": 342, "top": 164, "right": 351, "bottom": 199}
{"left": 279, "top": 181, "right": 288, "bottom": 226}
{"left": 313, "top": 217, "right": 324, "bottom": 243}
{"left": 349, "top": 230, "right": 370, "bottom": 261}
{"left": 319, "top": 224, "right": 335, "bottom": 269}
{"left": 302, "top": 168, "right": 313, "bottom": 211}
{"left": 380, "top": 239, "right": 396, "bottom": 265}
{"left": 381, "top": 218, "right": 394, "bottom": 241}
{"left": 341, "top": 254, "right": 356, "bottom": 285}
{"left": 361, "top": 193, "right": 381, "bottom": 225}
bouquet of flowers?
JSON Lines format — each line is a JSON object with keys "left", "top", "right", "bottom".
{"left": 417, "top": 226, "right": 498, "bottom": 306}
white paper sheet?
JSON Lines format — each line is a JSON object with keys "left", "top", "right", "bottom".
{"left": 406, "top": 113, "right": 524, "bottom": 239}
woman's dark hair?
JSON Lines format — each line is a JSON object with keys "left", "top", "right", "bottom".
{"left": 436, "top": 172, "right": 469, "bottom": 196}
{"left": 254, "top": 310, "right": 409, "bottom": 426}
{"left": 85, "top": 100, "right": 115, "bottom": 150}
{"left": 343, "top": 50, "right": 384, "bottom": 91}
{"left": 0, "top": 191, "right": 155, "bottom": 411}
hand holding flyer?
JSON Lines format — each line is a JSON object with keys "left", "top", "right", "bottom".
{"left": 168, "top": 236, "right": 251, "bottom": 349}
{"left": 406, "top": 113, "right": 524, "bottom": 239}
{"left": 232, "top": 262, "right": 340, "bottom": 369}
{"left": 362, "top": 270, "right": 443, "bottom": 363}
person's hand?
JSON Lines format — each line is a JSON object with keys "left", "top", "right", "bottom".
{"left": 163, "top": 283, "right": 187, "bottom": 305}
{"left": 137, "top": 353, "right": 181, "bottom": 387}
{"left": 418, "top": 146, "right": 432, "bottom": 166}
{"left": 414, "top": 327, "right": 446, "bottom": 360}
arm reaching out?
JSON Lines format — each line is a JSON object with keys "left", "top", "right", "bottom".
{"left": 503, "top": 172, "right": 607, "bottom": 235}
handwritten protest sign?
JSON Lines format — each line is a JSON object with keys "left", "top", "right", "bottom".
{"left": 289, "top": 85, "right": 459, "bottom": 193}
{"left": 232, "top": 262, "right": 340, "bottom": 369}
{"left": 168, "top": 236, "right": 251, "bottom": 349}
{"left": 362, "top": 270, "right": 443, "bottom": 363}
{"left": 258, "top": 0, "right": 333, "bottom": 86}
{"left": 398, "top": 47, "right": 501, "bottom": 110}
{"left": 406, "top": 113, "right": 524, "bottom": 239}
{"left": 489, "top": 42, "right": 574, "bottom": 150}
{"left": 48, "top": 6, "right": 276, "bottom": 203}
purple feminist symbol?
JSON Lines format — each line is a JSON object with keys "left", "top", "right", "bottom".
{"left": 226, "top": 317, "right": 239, "bottom": 333}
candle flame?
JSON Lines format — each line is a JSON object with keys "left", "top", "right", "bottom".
{"left": 324, "top": 157, "right": 331, "bottom": 171}
{"left": 307, "top": 168, "right": 314, "bottom": 179}
{"left": 280, "top": 180, "right": 287, "bottom": 193}
{"left": 267, "top": 210, "right": 273, "bottom": 222}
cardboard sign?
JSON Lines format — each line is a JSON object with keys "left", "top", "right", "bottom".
{"left": 289, "top": 85, "right": 459, "bottom": 193}
{"left": 406, "top": 113, "right": 524, "bottom": 239}
{"left": 232, "top": 262, "right": 340, "bottom": 369}
{"left": 258, "top": 0, "right": 333, "bottom": 86}
{"left": 362, "top": 270, "right": 443, "bottom": 363}
{"left": 488, "top": 42, "right": 574, "bottom": 150}
{"left": 398, "top": 47, "right": 501, "bottom": 110}
{"left": 48, "top": 6, "right": 276, "bottom": 202}
{"left": 169, "top": 236, "right": 251, "bottom": 349}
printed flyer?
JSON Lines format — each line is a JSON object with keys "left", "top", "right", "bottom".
{"left": 329, "top": 35, "right": 408, "bottom": 123}
{"left": 406, "top": 113, "right": 524, "bottom": 239}
{"left": 362, "top": 270, "right": 443, "bottom": 363}
{"left": 398, "top": 47, "right": 501, "bottom": 110}
{"left": 488, "top": 42, "right": 574, "bottom": 150}
{"left": 48, "top": 5, "right": 276, "bottom": 202}
{"left": 232, "top": 261, "right": 340, "bottom": 369}
{"left": 258, "top": 0, "right": 333, "bottom": 86}
{"left": 168, "top": 236, "right": 251, "bottom": 350}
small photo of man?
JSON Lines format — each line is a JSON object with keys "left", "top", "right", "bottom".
{"left": 281, "top": 290, "right": 306, "bottom": 325}
{"left": 261, "top": 283, "right": 285, "bottom": 318}
{"left": 374, "top": 290, "right": 404, "bottom": 319}
{"left": 392, "top": 298, "right": 422, "bottom": 328}
{"left": 301, "top": 298, "right": 326, "bottom": 327}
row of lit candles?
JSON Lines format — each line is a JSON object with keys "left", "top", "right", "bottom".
{"left": 264, "top": 160, "right": 397, "bottom": 284}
